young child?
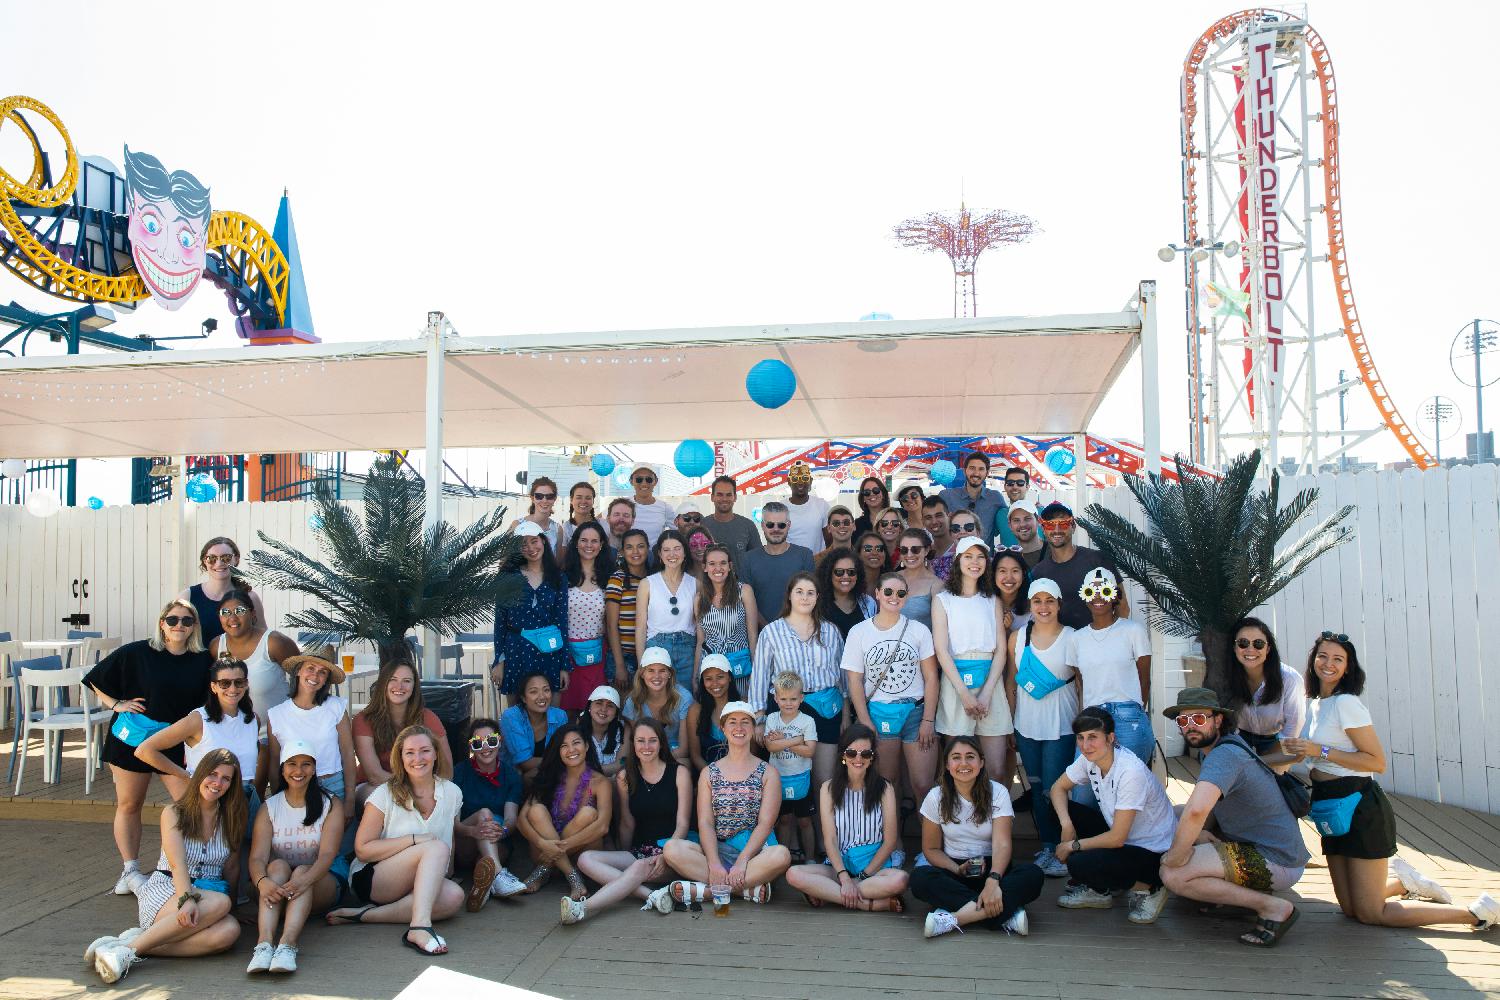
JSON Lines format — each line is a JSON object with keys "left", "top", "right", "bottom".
{"left": 763, "top": 671, "right": 818, "bottom": 862}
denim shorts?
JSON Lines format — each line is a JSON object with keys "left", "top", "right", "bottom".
{"left": 870, "top": 699, "right": 925, "bottom": 744}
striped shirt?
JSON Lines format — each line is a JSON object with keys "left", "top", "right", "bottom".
{"left": 748, "top": 618, "right": 845, "bottom": 711}
{"left": 605, "top": 571, "right": 642, "bottom": 648}
{"left": 833, "top": 784, "right": 885, "bottom": 852}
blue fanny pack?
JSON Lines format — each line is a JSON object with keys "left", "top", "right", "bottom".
{"left": 1309, "top": 791, "right": 1363, "bottom": 837}
{"left": 1016, "top": 646, "right": 1068, "bottom": 700}
{"left": 840, "top": 841, "right": 898, "bottom": 877}
{"left": 191, "top": 877, "right": 230, "bottom": 894}
{"left": 110, "top": 712, "right": 170, "bottom": 747}
{"left": 802, "top": 686, "right": 843, "bottom": 719}
{"left": 521, "top": 625, "right": 563, "bottom": 653}
{"left": 723, "top": 647, "right": 753, "bottom": 678}
{"left": 568, "top": 636, "right": 604, "bottom": 666}
{"left": 780, "top": 769, "right": 811, "bottom": 801}
{"left": 655, "top": 832, "right": 700, "bottom": 848}
{"left": 723, "top": 827, "right": 778, "bottom": 852}
{"left": 954, "top": 658, "right": 991, "bottom": 690}
{"left": 868, "top": 699, "right": 916, "bottom": 737}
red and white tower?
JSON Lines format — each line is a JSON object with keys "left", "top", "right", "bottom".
{"left": 893, "top": 203, "right": 1038, "bottom": 318}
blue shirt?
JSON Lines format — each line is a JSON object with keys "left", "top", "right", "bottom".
{"left": 498, "top": 704, "right": 568, "bottom": 770}
{"left": 938, "top": 485, "right": 1007, "bottom": 546}
{"left": 451, "top": 758, "right": 523, "bottom": 820}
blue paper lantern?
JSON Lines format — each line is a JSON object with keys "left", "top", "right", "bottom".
{"left": 674, "top": 439, "right": 714, "bottom": 479}
{"left": 308, "top": 514, "right": 324, "bottom": 530}
{"left": 185, "top": 474, "right": 218, "bottom": 503}
{"left": 928, "top": 460, "right": 958, "bottom": 487}
{"left": 1044, "top": 446, "right": 1077, "bottom": 475}
{"left": 610, "top": 464, "right": 634, "bottom": 492}
{"left": 751, "top": 507, "right": 764, "bottom": 524}
{"left": 86, "top": 496, "right": 104, "bottom": 510}
{"left": 590, "top": 453, "right": 616, "bottom": 478}
{"left": 745, "top": 359, "right": 797, "bottom": 409}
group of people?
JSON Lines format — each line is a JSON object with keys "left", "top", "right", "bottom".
{"left": 73, "top": 464, "right": 1500, "bottom": 983}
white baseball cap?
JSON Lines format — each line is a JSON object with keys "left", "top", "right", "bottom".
{"left": 676, "top": 500, "right": 702, "bottom": 516}
{"left": 699, "top": 653, "right": 732, "bottom": 676}
{"left": 513, "top": 520, "right": 545, "bottom": 538}
{"left": 954, "top": 536, "right": 990, "bottom": 558}
{"left": 1008, "top": 499, "right": 1038, "bottom": 519}
{"left": 279, "top": 739, "right": 318, "bottom": 765}
{"left": 640, "top": 646, "right": 673, "bottom": 669}
{"left": 1028, "top": 578, "right": 1062, "bottom": 600}
{"left": 588, "top": 685, "right": 621, "bottom": 708}
{"left": 719, "top": 700, "right": 757, "bottom": 722}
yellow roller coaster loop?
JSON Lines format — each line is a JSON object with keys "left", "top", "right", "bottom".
{"left": 0, "top": 95, "right": 290, "bottom": 327}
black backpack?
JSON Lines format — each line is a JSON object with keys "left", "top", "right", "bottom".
{"left": 1220, "top": 735, "right": 1311, "bottom": 819}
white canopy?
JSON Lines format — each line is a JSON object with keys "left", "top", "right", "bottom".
{"left": 0, "top": 290, "right": 1158, "bottom": 460}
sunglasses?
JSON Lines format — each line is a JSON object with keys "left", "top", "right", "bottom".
{"left": 842, "top": 748, "right": 876, "bottom": 760}
{"left": 880, "top": 587, "right": 908, "bottom": 598}
{"left": 218, "top": 606, "right": 251, "bottom": 618}
{"left": 1039, "top": 517, "right": 1075, "bottom": 533}
{"left": 859, "top": 544, "right": 883, "bottom": 553}
{"left": 997, "top": 545, "right": 1023, "bottom": 553}
{"left": 669, "top": 595, "right": 680, "bottom": 616}
{"left": 877, "top": 520, "right": 901, "bottom": 529}
{"left": 762, "top": 521, "right": 788, "bottom": 530}
{"left": 212, "top": 677, "right": 249, "bottom": 690}
{"left": 831, "top": 567, "right": 858, "bottom": 578}
{"left": 829, "top": 518, "right": 853, "bottom": 528}
{"left": 951, "top": 521, "right": 977, "bottom": 533}
{"left": 203, "top": 554, "right": 236, "bottom": 565}
{"left": 860, "top": 487, "right": 884, "bottom": 496}
{"left": 633, "top": 475, "right": 656, "bottom": 484}
{"left": 1236, "top": 638, "right": 1267, "bottom": 650}
{"left": 898, "top": 545, "right": 926, "bottom": 555}
{"left": 1004, "top": 479, "right": 1028, "bottom": 487}
{"left": 1320, "top": 630, "right": 1349, "bottom": 643}
{"left": 1174, "top": 712, "right": 1215, "bottom": 728}
{"left": 161, "top": 615, "right": 197, "bottom": 627}
{"left": 1080, "top": 584, "right": 1118, "bottom": 601}
{"left": 468, "top": 734, "right": 502, "bottom": 751}
{"left": 679, "top": 513, "right": 702, "bottom": 523}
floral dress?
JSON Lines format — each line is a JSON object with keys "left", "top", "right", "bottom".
{"left": 494, "top": 572, "right": 569, "bottom": 695}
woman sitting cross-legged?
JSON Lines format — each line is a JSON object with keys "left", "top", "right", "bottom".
{"left": 661, "top": 701, "right": 791, "bottom": 907}
{"left": 245, "top": 740, "right": 348, "bottom": 974}
{"left": 785, "top": 724, "right": 909, "bottom": 912}
{"left": 515, "top": 723, "right": 614, "bottom": 899}
{"left": 911, "top": 735, "right": 1044, "bottom": 938}
{"left": 562, "top": 717, "right": 694, "bottom": 924}
{"left": 86, "top": 749, "right": 246, "bottom": 984}
{"left": 450, "top": 718, "right": 529, "bottom": 907}
{"left": 324, "top": 725, "right": 474, "bottom": 956}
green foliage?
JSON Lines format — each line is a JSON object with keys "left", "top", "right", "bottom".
{"left": 249, "top": 455, "right": 515, "bottom": 661}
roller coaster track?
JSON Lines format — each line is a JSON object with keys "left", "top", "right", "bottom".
{"left": 0, "top": 95, "right": 290, "bottom": 328}
{"left": 1181, "top": 10, "right": 1433, "bottom": 469}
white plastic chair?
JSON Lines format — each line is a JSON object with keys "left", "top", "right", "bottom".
{"left": 13, "top": 666, "right": 111, "bottom": 795}
{"left": 0, "top": 636, "right": 17, "bottom": 728}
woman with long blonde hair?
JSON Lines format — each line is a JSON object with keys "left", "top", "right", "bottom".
{"left": 86, "top": 748, "right": 246, "bottom": 983}
{"left": 85, "top": 598, "right": 214, "bottom": 897}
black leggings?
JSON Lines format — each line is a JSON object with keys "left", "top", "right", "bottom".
{"left": 1065, "top": 801, "right": 1163, "bottom": 892}
{"left": 909, "top": 861, "right": 1045, "bottom": 930}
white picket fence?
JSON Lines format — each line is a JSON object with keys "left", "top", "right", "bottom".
{"left": 2, "top": 466, "right": 1498, "bottom": 812}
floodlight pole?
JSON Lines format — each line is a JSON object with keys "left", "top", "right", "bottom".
{"left": 1475, "top": 319, "right": 1487, "bottom": 462}
{"left": 422, "top": 312, "right": 447, "bottom": 678}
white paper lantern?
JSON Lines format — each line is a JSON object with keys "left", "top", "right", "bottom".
{"left": 812, "top": 477, "right": 840, "bottom": 502}
{"left": 25, "top": 487, "right": 62, "bottom": 518}
{"left": 0, "top": 458, "right": 25, "bottom": 479}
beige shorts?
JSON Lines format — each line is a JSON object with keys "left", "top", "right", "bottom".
{"left": 935, "top": 676, "right": 1013, "bottom": 738}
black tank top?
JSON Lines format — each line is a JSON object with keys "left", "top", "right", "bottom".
{"left": 188, "top": 584, "right": 225, "bottom": 646}
{"left": 628, "top": 760, "right": 680, "bottom": 849}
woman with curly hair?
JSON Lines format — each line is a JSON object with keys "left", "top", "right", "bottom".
{"left": 353, "top": 661, "right": 452, "bottom": 809}
{"left": 516, "top": 723, "right": 614, "bottom": 899}
{"left": 815, "top": 545, "right": 876, "bottom": 640}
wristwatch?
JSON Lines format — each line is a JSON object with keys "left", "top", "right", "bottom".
{"left": 985, "top": 871, "right": 1003, "bottom": 883}
{"left": 1070, "top": 838, "right": 1082, "bottom": 853}
{"left": 1320, "top": 745, "right": 1331, "bottom": 760}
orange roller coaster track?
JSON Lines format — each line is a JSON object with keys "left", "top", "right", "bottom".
{"left": 1181, "top": 10, "right": 1433, "bottom": 469}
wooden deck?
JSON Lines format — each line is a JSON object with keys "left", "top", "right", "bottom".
{"left": 1, "top": 741, "right": 1498, "bottom": 1000}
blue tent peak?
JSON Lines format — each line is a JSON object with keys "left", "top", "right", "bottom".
{"left": 272, "top": 191, "right": 316, "bottom": 337}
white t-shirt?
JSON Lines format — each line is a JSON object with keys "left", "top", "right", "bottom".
{"left": 785, "top": 496, "right": 830, "bottom": 555}
{"left": 764, "top": 711, "right": 817, "bottom": 778}
{"left": 841, "top": 615, "right": 934, "bottom": 703}
{"left": 630, "top": 499, "right": 677, "bottom": 543}
{"left": 1063, "top": 747, "right": 1175, "bottom": 852}
{"left": 1011, "top": 625, "right": 1078, "bottom": 741}
{"left": 918, "top": 781, "right": 1013, "bottom": 860}
{"left": 1301, "top": 693, "right": 1376, "bottom": 778}
{"left": 267, "top": 696, "right": 347, "bottom": 778}
{"left": 264, "top": 790, "right": 334, "bottom": 867}
{"left": 349, "top": 779, "right": 464, "bottom": 876}
{"left": 1066, "top": 619, "right": 1151, "bottom": 708}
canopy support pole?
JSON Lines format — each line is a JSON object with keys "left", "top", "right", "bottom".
{"left": 422, "top": 312, "right": 446, "bottom": 679}
{"left": 1140, "top": 280, "right": 1162, "bottom": 477}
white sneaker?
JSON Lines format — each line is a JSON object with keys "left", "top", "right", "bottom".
{"left": 1034, "top": 849, "right": 1070, "bottom": 879}
{"left": 1471, "top": 892, "right": 1500, "bottom": 931}
{"left": 1002, "top": 907, "right": 1030, "bottom": 936}
{"left": 1127, "top": 887, "right": 1169, "bottom": 924}
{"left": 924, "top": 909, "right": 963, "bottom": 938}
{"left": 1392, "top": 856, "right": 1453, "bottom": 904}
{"left": 246, "top": 941, "right": 275, "bottom": 974}
{"left": 269, "top": 944, "right": 299, "bottom": 973}
{"left": 1057, "top": 886, "right": 1113, "bottom": 909}
{"left": 85, "top": 926, "right": 140, "bottom": 965}
{"left": 111, "top": 868, "right": 145, "bottom": 895}
{"left": 560, "top": 895, "right": 588, "bottom": 925}
{"left": 94, "top": 944, "right": 140, "bottom": 984}
{"left": 641, "top": 885, "right": 674, "bottom": 914}
{"left": 491, "top": 867, "right": 527, "bottom": 898}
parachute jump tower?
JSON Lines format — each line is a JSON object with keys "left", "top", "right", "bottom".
{"left": 1178, "top": 9, "right": 1432, "bottom": 471}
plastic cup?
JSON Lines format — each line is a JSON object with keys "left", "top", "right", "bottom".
{"left": 710, "top": 884, "right": 731, "bottom": 917}
{"left": 341, "top": 653, "right": 355, "bottom": 675}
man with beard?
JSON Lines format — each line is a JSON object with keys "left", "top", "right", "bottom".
{"left": 1006, "top": 500, "right": 1046, "bottom": 568}
{"left": 1032, "top": 502, "right": 1127, "bottom": 628}
{"left": 1159, "top": 688, "right": 1309, "bottom": 947}
{"left": 783, "top": 462, "right": 829, "bottom": 556}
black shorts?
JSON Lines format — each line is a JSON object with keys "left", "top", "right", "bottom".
{"left": 779, "top": 794, "right": 816, "bottom": 819}
{"left": 762, "top": 694, "right": 843, "bottom": 744}
{"left": 349, "top": 856, "right": 378, "bottom": 905}
{"left": 1315, "top": 776, "right": 1396, "bottom": 860}
{"left": 103, "top": 734, "right": 184, "bottom": 774}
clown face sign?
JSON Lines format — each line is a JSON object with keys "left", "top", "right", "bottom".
{"left": 123, "top": 146, "right": 210, "bottom": 309}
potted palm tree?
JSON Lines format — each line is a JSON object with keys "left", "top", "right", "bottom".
{"left": 1078, "top": 450, "right": 1353, "bottom": 702}
{"left": 250, "top": 454, "right": 516, "bottom": 667}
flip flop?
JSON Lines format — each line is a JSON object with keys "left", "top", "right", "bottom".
{"left": 401, "top": 926, "right": 447, "bottom": 955}
{"left": 1239, "top": 906, "right": 1299, "bottom": 947}
{"left": 325, "top": 904, "right": 376, "bottom": 926}
{"left": 800, "top": 892, "right": 824, "bottom": 908}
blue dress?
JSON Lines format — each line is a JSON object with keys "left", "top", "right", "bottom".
{"left": 494, "top": 572, "right": 569, "bottom": 695}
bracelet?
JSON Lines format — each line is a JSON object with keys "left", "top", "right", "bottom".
{"left": 254, "top": 875, "right": 269, "bottom": 886}
{"left": 177, "top": 889, "right": 202, "bottom": 907}
{"left": 836, "top": 869, "right": 850, "bottom": 878}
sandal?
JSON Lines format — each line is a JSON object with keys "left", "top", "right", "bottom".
{"left": 1239, "top": 906, "right": 1299, "bottom": 947}
{"left": 325, "top": 904, "right": 376, "bottom": 926}
{"left": 521, "top": 865, "right": 553, "bottom": 895}
{"left": 565, "top": 869, "right": 588, "bottom": 901}
{"left": 800, "top": 892, "right": 824, "bottom": 908}
{"left": 742, "top": 883, "right": 772, "bottom": 904}
{"left": 669, "top": 880, "right": 708, "bottom": 906}
{"left": 401, "top": 926, "right": 447, "bottom": 955}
